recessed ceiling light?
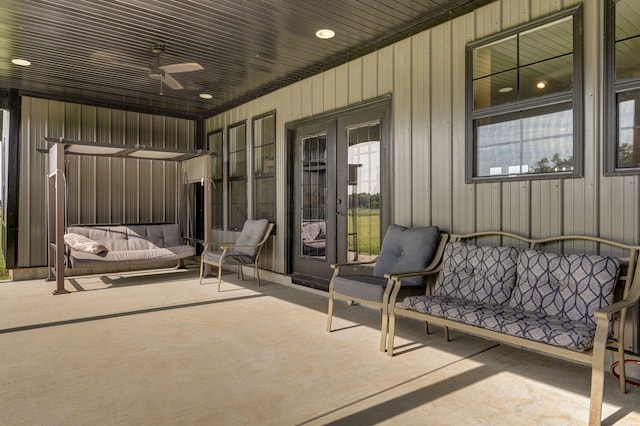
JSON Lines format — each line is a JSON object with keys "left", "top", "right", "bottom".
{"left": 536, "top": 81, "right": 547, "bottom": 89}
{"left": 498, "top": 87, "right": 513, "bottom": 93}
{"left": 315, "top": 29, "right": 335, "bottom": 39}
{"left": 199, "top": 93, "right": 213, "bottom": 100}
{"left": 11, "top": 58, "right": 31, "bottom": 66}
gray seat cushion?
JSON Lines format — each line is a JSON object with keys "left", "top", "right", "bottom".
{"left": 202, "top": 249, "right": 255, "bottom": 266}
{"left": 373, "top": 225, "right": 440, "bottom": 285}
{"left": 65, "top": 224, "right": 195, "bottom": 268}
{"left": 333, "top": 275, "right": 389, "bottom": 302}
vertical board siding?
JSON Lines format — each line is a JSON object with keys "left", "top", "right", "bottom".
{"left": 18, "top": 0, "right": 640, "bottom": 270}
{"left": 18, "top": 97, "right": 194, "bottom": 267}
{"left": 451, "top": 13, "right": 476, "bottom": 235}
{"left": 201, "top": 0, "right": 640, "bottom": 274}
{"left": 393, "top": 38, "right": 413, "bottom": 226}
{"left": 411, "top": 30, "right": 432, "bottom": 227}
{"left": 362, "top": 54, "right": 378, "bottom": 101}
{"left": 430, "top": 22, "right": 454, "bottom": 231}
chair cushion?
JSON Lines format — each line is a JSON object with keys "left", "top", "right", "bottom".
{"left": 333, "top": 275, "right": 389, "bottom": 302}
{"left": 401, "top": 295, "right": 597, "bottom": 351}
{"left": 373, "top": 225, "right": 440, "bottom": 285}
{"left": 203, "top": 249, "right": 256, "bottom": 266}
{"left": 64, "top": 233, "right": 108, "bottom": 254}
{"left": 509, "top": 249, "right": 620, "bottom": 328}
{"left": 434, "top": 242, "right": 520, "bottom": 304}
{"left": 232, "top": 219, "right": 270, "bottom": 256}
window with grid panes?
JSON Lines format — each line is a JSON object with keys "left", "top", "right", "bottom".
{"left": 207, "top": 129, "right": 224, "bottom": 229}
{"left": 252, "top": 112, "right": 276, "bottom": 222}
{"left": 228, "top": 121, "right": 247, "bottom": 230}
{"left": 466, "top": 5, "right": 583, "bottom": 182}
{"left": 604, "top": 0, "right": 640, "bottom": 174}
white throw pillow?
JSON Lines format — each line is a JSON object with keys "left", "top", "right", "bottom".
{"left": 64, "top": 233, "right": 108, "bottom": 254}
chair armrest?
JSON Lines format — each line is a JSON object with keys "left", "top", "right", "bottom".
{"left": 202, "top": 241, "right": 235, "bottom": 249}
{"left": 595, "top": 297, "right": 640, "bottom": 320}
{"left": 220, "top": 243, "right": 260, "bottom": 250}
{"left": 331, "top": 258, "right": 378, "bottom": 269}
{"left": 386, "top": 267, "right": 442, "bottom": 281}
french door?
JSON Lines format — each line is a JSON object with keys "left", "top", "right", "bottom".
{"left": 290, "top": 100, "right": 390, "bottom": 282}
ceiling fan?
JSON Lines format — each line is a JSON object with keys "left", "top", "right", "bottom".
{"left": 147, "top": 43, "right": 203, "bottom": 94}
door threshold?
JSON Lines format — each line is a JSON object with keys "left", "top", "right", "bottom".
{"left": 289, "top": 273, "right": 330, "bottom": 292}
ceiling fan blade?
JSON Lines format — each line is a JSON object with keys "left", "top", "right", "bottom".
{"left": 159, "top": 62, "right": 203, "bottom": 74}
{"left": 163, "top": 73, "right": 184, "bottom": 90}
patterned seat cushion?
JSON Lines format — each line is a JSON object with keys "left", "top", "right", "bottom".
{"left": 434, "top": 242, "right": 520, "bottom": 304}
{"left": 401, "top": 295, "right": 597, "bottom": 351}
{"left": 509, "top": 249, "right": 621, "bottom": 328}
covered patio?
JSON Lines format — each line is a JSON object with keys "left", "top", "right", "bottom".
{"left": 1, "top": 266, "right": 638, "bottom": 425}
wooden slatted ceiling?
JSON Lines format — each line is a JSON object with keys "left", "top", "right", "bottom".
{"left": 0, "top": 0, "right": 494, "bottom": 117}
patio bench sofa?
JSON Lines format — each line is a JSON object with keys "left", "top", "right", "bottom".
{"left": 386, "top": 231, "right": 640, "bottom": 426}
{"left": 64, "top": 223, "right": 195, "bottom": 269}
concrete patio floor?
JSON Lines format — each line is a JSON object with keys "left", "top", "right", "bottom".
{"left": 1, "top": 265, "right": 639, "bottom": 425}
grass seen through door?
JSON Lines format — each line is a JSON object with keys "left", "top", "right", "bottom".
{"left": 348, "top": 208, "right": 380, "bottom": 257}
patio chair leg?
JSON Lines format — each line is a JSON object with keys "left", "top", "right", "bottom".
{"left": 255, "top": 265, "right": 261, "bottom": 286}
{"left": 380, "top": 306, "right": 388, "bottom": 352}
{"left": 425, "top": 321, "right": 430, "bottom": 334}
{"left": 327, "top": 294, "right": 334, "bottom": 332}
{"left": 387, "top": 309, "right": 396, "bottom": 356}
{"left": 444, "top": 326, "right": 450, "bottom": 342}
{"left": 588, "top": 316, "right": 610, "bottom": 426}
{"left": 199, "top": 259, "right": 204, "bottom": 285}
{"left": 217, "top": 264, "right": 223, "bottom": 292}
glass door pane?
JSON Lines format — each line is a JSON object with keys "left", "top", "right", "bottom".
{"left": 301, "top": 134, "right": 327, "bottom": 258}
{"left": 346, "top": 122, "right": 381, "bottom": 263}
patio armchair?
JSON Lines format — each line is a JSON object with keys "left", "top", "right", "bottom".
{"left": 326, "top": 224, "right": 447, "bottom": 352}
{"left": 199, "top": 219, "right": 274, "bottom": 291}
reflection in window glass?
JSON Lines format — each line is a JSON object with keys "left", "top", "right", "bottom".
{"left": 471, "top": 15, "right": 573, "bottom": 109}
{"left": 228, "top": 122, "right": 246, "bottom": 230}
{"left": 229, "top": 124, "right": 246, "bottom": 178}
{"left": 608, "top": 0, "right": 640, "bottom": 171}
{"left": 476, "top": 104, "right": 573, "bottom": 177}
{"left": 229, "top": 180, "right": 247, "bottom": 230}
{"left": 519, "top": 17, "right": 573, "bottom": 66}
{"left": 617, "top": 90, "right": 640, "bottom": 168}
{"left": 346, "top": 122, "right": 381, "bottom": 262}
{"left": 207, "top": 129, "right": 224, "bottom": 229}
{"left": 253, "top": 113, "right": 276, "bottom": 221}
{"left": 468, "top": 6, "right": 581, "bottom": 180}
{"left": 616, "top": 38, "right": 640, "bottom": 81}
{"left": 614, "top": 0, "right": 640, "bottom": 82}
{"left": 473, "top": 36, "right": 517, "bottom": 79}
{"left": 254, "top": 177, "right": 276, "bottom": 219}
{"left": 473, "top": 70, "right": 517, "bottom": 109}
{"left": 615, "top": 0, "right": 640, "bottom": 40}
{"left": 301, "top": 135, "right": 327, "bottom": 258}
{"left": 519, "top": 55, "right": 573, "bottom": 99}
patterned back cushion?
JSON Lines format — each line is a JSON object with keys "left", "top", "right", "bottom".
{"left": 434, "top": 242, "right": 520, "bottom": 304}
{"left": 509, "top": 249, "right": 621, "bottom": 327}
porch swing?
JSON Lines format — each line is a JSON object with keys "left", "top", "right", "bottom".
{"left": 44, "top": 137, "right": 215, "bottom": 294}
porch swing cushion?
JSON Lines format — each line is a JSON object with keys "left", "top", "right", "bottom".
{"left": 64, "top": 233, "right": 108, "bottom": 254}
{"left": 65, "top": 223, "right": 195, "bottom": 268}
